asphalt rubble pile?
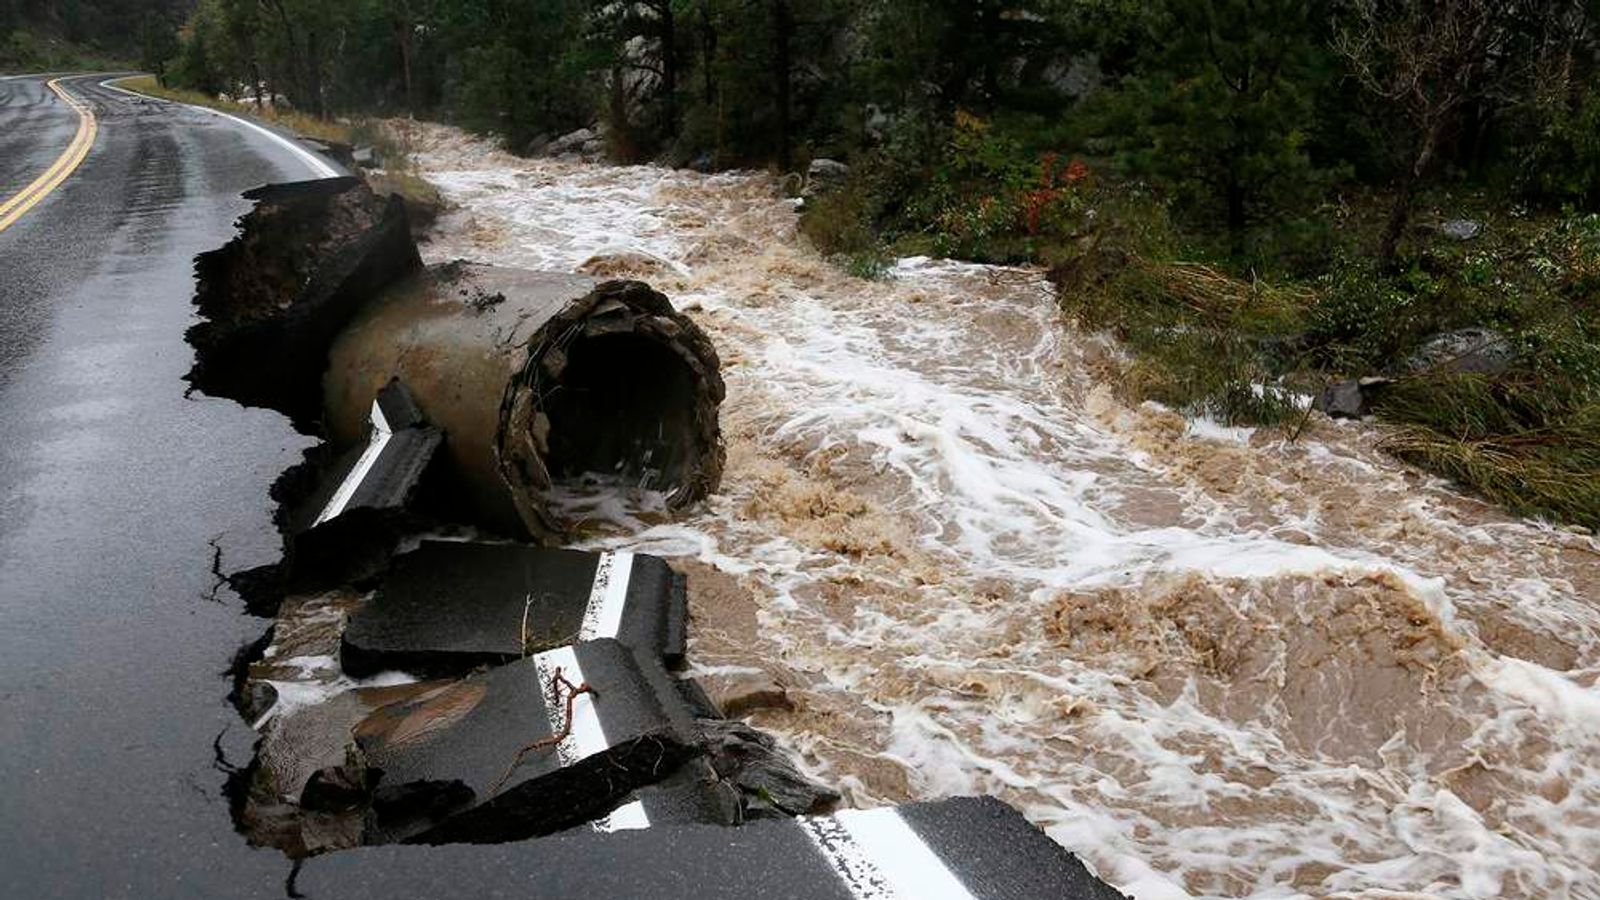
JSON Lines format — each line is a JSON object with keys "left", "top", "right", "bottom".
{"left": 191, "top": 176, "right": 1128, "bottom": 898}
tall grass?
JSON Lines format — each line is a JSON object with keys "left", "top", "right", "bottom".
{"left": 1377, "top": 375, "right": 1600, "bottom": 527}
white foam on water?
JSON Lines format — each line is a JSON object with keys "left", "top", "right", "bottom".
{"left": 1184, "top": 415, "right": 1257, "bottom": 446}
{"left": 406, "top": 122, "right": 1600, "bottom": 898}
{"left": 254, "top": 668, "right": 417, "bottom": 730}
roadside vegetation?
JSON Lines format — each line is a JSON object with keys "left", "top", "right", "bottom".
{"left": 47, "top": 0, "right": 1600, "bottom": 529}
{"left": 0, "top": 27, "right": 128, "bottom": 73}
{"left": 1, "top": 2, "right": 184, "bottom": 74}
{"left": 115, "top": 74, "right": 352, "bottom": 143}
{"left": 790, "top": 3, "right": 1600, "bottom": 530}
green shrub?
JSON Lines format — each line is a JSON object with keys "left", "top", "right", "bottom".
{"left": 1517, "top": 91, "right": 1600, "bottom": 207}
{"left": 799, "top": 184, "right": 881, "bottom": 258}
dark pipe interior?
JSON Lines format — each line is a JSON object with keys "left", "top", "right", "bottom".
{"left": 543, "top": 333, "right": 699, "bottom": 493}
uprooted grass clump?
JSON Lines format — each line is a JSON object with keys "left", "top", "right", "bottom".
{"left": 1375, "top": 375, "right": 1600, "bottom": 528}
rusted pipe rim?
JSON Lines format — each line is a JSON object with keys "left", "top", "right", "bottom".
{"left": 495, "top": 280, "right": 725, "bottom": 542}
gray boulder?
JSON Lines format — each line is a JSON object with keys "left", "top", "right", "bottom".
{"left": 1315, "top": 376, "right": 1393, "bottom": 419}
{"left": 547, "top": 127, "right": 597, "bottom": 157}
{"left": 807, "top": 158, "right": 850, "bottom": 181}
{"left": 1440, "top": 219, "right": 1482, "bottom": 241}
{"left": 1408, "top": 327, "right": 1516, "bottom": 376}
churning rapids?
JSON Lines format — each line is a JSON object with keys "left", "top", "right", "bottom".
{"left": 398, "top": 123, "right": 1600, "bottom": 899}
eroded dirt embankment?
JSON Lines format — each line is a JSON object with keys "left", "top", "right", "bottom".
{"left": 402, "top": 121, "right": 1600, "bottom": 899}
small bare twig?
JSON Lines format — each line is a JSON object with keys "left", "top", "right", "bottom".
{"left": 519, "top": 593, "right": 534, "bottom": 656}
{"left": 487, "top": 667, "right": 596, "bottom": 797}
{"left": 1288, "top": 388, "right": 1318, "bottom": 443}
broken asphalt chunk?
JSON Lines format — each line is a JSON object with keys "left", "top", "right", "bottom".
{"left": 699, "top": 717, "right": 839, "bottom": 819}
{"left": 341, "top": 540, "right": 688, "bottom": 677}
{"left": 575, "top": 757, "right": 741, "bottom": 834}
{"left": 283, "top": 380, "right": 444, "bottom": 583}
{"left": 187, "top": 178, "right": 421, "bottom": 429}
{"left": 237, "top": 681, "right": 441, "bottom": 858}
{"left": 353, "top": 639, "right": 700, "bottom": 845}
{"left": 295, "top": 795, "right": 1130, "bottom": 899}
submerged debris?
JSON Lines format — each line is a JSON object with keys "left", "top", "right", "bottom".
{"left": 698, "top": 718, "right": 840, "bottom": 820}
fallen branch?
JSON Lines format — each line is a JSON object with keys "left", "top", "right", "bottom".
{"left": 487, "top": 667, "right": 596, "bottom": 797}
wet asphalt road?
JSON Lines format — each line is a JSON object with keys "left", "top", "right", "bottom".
{"left": 0, "top": 73, "right": 325, "bottom": 898}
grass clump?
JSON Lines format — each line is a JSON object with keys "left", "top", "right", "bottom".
{"left": 364, "top": 169, "right": 447, "bottom": 234}
{"left": 1058, "top": 248, "right": 1314, "bottom": 426}
{"left": 1378, "top": 375, "right": 1600, "bottom": 528}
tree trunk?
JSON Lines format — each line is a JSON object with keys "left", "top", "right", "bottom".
{"left": 266, "top": 0, "right": 305, "bottom": 109}
{"left": 979, "top": 0, "right": 999, "bottom": 110}
{"left": 699, "top": 1, "right": 715, "bottom": 106}
{"left": 1379, "top": 126, "right": 1441, "bottom": 269}
{"left": 659, "top": 0, "right": 677, "bottom": 136}
{"left": 1225, "top": 169, "right": 1246, "bottom": 250}
{"left": 771, "top": 0, "right": 792, "bottom": 169}
{"left": 394, "top": 2, "right": 415, "bottom": 114}
{"left": 307, "top": 30, "right": 327, "bottom": 118}
{"left": 1378, "top": 173, "right": 1416, "bottom": 270}
{"left": 610, "top": 61, "right": 630, "bottom": 160}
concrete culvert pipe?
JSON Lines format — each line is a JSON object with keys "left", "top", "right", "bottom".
{"left": 324, "top": 262, "right": 725, "bottom": 542}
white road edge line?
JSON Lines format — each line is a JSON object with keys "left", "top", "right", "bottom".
{"left": 801, "top": 808, "right": 977, "bottom": 900}
{"left": 313, "top": 400, "right": 393, "bottom": 525}
{"left": 578, "top": 551, "right": 635, "bottom": 641}
{"left": 96, "top": 76, "right": 339, "bottom": 179}
{"left": 529, "top": 646, "right": 652, "bottom": 833}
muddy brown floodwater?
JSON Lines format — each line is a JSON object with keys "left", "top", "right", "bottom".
{"left": 393, "top": 121, "right": 1600, "bottom": 899}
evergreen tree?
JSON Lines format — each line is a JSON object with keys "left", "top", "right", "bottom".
{"left": 1112, "top": 0, "right": 1335, "bottom": 246}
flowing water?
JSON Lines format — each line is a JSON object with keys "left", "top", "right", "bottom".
{"left": 398, "top": 123, "right": 1600, "bottom": 899}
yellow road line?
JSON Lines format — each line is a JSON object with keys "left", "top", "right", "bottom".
{"left": 0, "top": 77, "right": 98, "bottom": 234}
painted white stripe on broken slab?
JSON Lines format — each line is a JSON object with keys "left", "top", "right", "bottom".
{"left": 530, "top": 645, "right": 610, "bottom": 765}
{"left": 578, "top": 551, "right": 635, "bottom": 640}
{"left": 313, "top": 400, "right": 393, "bottom": 526}
{"left": 801, "top": 808, "right": 975, "bottom": 900}
{"left": 591, "top": 798, "right": 650, "bottom": 833}
{"left": 529, "top": 646, "right": 653, "bottom": 833}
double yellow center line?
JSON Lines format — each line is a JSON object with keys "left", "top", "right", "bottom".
{"left": 0, "top": 77, "right": 98, "bottom": 234}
